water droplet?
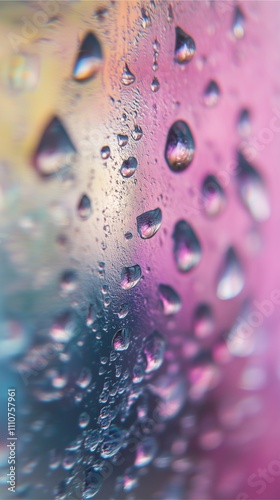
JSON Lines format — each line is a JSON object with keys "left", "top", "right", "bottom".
{"left": 84, "top": 429, "right": 100, "bottom": 452}
{"left": 158, "top": 284, "right": 182, "bottom": 315}
{"left": 173, "top": 220, "right": 201, "bottom": 272}
{"left": 33, "top": 116, "right": 76, "bottom": 177}
{"left": 232, "top": 6, "right": 245, "bottom": 39}
{"left": 141, "top": 7, "right": 151, "bottom": 28}
{"left": 151, "top": 77, "right": 160, "bottom": 92}
{"left": 167, "top": 4, "right": 174, "bottom": 23}
{"left": 174, "top": 27, "right": 196, "bottom": 64}
{"left": 50, "top": 312, "right": 75, "bottom": 343}
{"left": 83, "top": 468, "right": 102, "bottom": 498}
{"left": 143, "top": 331, "right": 166, "bottom": 373}
{"left": 121, "top": 64, "right": 135, "bottom": 85}
{"left": 237, "top": 109, "right": 251, "bottom": 137}
{"left": 202, "top": 175, "right": 225, "bottom": 216}
{"left": 76, "top": 367, "right": 92, "bottom": 389}
{"left": 79, "top": 412, "right": 90, "bottom": 429}
{"left": 100, "top": 426, "right": 123, "bottom": 458}
{"left": 100, "top": 145, "right": 110, "bottom": 159}
{"left": 131, "top": 125, "right": 143, "bottom": 141}
{"left": 60, "top": 269, "right": 78, "bottom": 294}
{"left": 117, "top": 134, "right": 128, "bottom": 147}
{"left": 236, "top": 152, "right": 270, "bottom": 222}
{"left": 78, "top": 194, "right": 92, "bottom": 220}
{"left": 193, "top": 304, "right": 214, "bottom": 338}
{"left": 217, "top": 247, "right": 244, "bottom": 300}
{"left": 118, "top": 303, "right": 129, "bottom": 319}
{"left": 203, "top": 80, "right": 220, "bottom": 107}
{"left": 73, "top": 32, "right": 103, "bottom": 82}
{"left": 135, "top": 437, "right": 157, "bottom": 468}
{"left": 165, "top": 120, "right": 195, "bottom": 172}
{"left": 124, "top": 231, "right": 133, "bottom": 240}
{"left": 112, "top": 328, "right": 130, "bottom": 351}
{"left": 136, "top": 208, "right": 162, "bottom": 239}
{"left": 120, "top": 157, "right": 138, "bottom": 178}
{"left": 121, "top": 265, "right": 142, "bottom": 290}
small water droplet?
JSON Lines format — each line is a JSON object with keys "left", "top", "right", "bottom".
{"left": 158, "top": 284, "right": 182, "bottom": 315}
{"left": 121, "top": 64, "right": 135, "bottom": 85}
{"left": 121, "top": 265, "right": 142, "bottom": 290}
{"left": 135, "top": 437, "right": 157, "bottom": 468}
{"left": 217, "top": 247, "right": 244, "bottom": 300}
{"left": 112, "top": 328, "right": 130, "bottom": 351}
{"left": 174, "top": 27, "right": 196, "bottom": 64}
{"left": 173, "top": 220, "right": 201, "bottom": 272}
{"left": 232, "top": 6, "right": 245, "bottom": 39}
{"left": 124, "top": 231, "right": 133, "bottom": 240}
{"left": 193, "top": 304, "right": 214, "bottom": 338}
{"left": 237, "top": 109, "right": 251, "bottom": 137}
{"left": 84, "top": 429, "right": 100, "bottom": 452}
{"left": 120, "top": 157, "right": 138, "bottom": 178}
{"left": 77, "top": 194, "right": 92, "bottom": 220}
{"left": 131, "top": 125, "right": 143, "bottom": 141}
{"left": 151, "top": 77, "right": 160, "bottom": 92}
{"left": 79, "top": 412, "right": 90, "bottom": 429}
{"left": 100, "top": 145, "right": 110, "bottom": 159}
{"left": 60, "top": 269, "right": 78, "bottom": 294}
{"left": 236, "top": 152, "right": 270, "bottom": 222}
{"left": 101, "top": 426, "right": 123, "bottom": 458}
{"left": 118, "top": 303, "right": 129, "bottom": 319}
{"left": 76, "top": 367, "right": 92, "bottom": 389}
{"left": 33, "top": 116, "right": 76, "bottom": 177}
{"left": 143, "top": 331, "right": 166, "bottom": 373}
{"left": 136, "top": 208, "right": 162, "bottom": 239}
{"left": 165, "top": 120, "right": 195, "bottom": 172}
{"left": 141, "top": 7, "right": 151, "bottom": 28}
{"left": 203, "top": 80, "right": 220, "bottom": 107}
{"left": 167, "top": 4, "right": 174, "bottom": 23}
{"left": 117, "top": 134, "right": 128, "bottom": 147}
{"left": 50, "top": 312, "right": 75, "bottom": 343}
{"left": 73, "top": 32, "right": 103, "bottom": 82}
{"left": 202, "top": 175, "right": 225, "bottom": 216}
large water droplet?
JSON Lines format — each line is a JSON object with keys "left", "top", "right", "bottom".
{"left": 134, "top": 437, "right": 157, "bottom": 468}
{"left": 112, "top": 328, "right": 130, "bottom": 351}
{"left": 165, "top": 120, "right": 195, "bottom": 172}
{"left": 49, "top": 311, "right": 75, "bottom": 343}
{"left": 121, "top": 265, "right": 142, "bottom": 290}
{"left": 73, "top": 32, "right": 103, "bottom": 82}
{"left": 136, "top": 208, "right": 162, "bottom": 239}
{"left": 202, "top": 175, "right": 225, "bottom": 216}
{"left": 158, "top": 284, "right": 182, "bottom": 315}
{"left": 100, "top": 426, "right": 123, "bottom": 458}
{"left": 203, "top": 80, "right": 220, "bottom": 107}
{"left": 117, "top": 134, "right": 128, "bottom": 147}
{"left": 143, "top": 331, "right": 166, "bottom": 373}
{"left": 236, "top": 152, "right": 270, "bottom": 222}
{"left": 173, "top": 220, "right": 201, "bottom": 272}
{"left": 217, "top": 247, "right": 244, "bottom": 300}
{"left": 121, "top": 64, "right": 135, "bottom": 85}
{"left": 131, "top": 125, "right": 143, "bottom": 141}
{"left": 151, "top": 77, "right": 160, "bottom": 92}
{"left": 232, "top": 6, "right": 245, "bottom": 39}
{"left": 174, "top": 27, "right": 196, "bottom": 64}
{"left": 120, "top": 157, "right": 138, "bottom": 178}
{"left": 100, "top": 145, "right": 110, "bottom": 159}
{"left": 33, "top": 116, "right": 76, "bottom": 177}
{"left": 193, "top": 304, "right": 214, "bottom": 338}
{"left": 77, "top": 194, "right": 92, "bottom": 220}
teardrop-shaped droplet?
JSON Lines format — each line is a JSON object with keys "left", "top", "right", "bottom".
{"left": 121, "top": 64, "right": 135, "bottom": 85}
{"left": 173, "top": 220, "right": 201, "bottom": 272}
{"left": 136, "top": 208, "right": 162, "bottom": 239}
{"left": 193, "top": 304, "right": 214, "bottom": 338}
{"left": 143, "top": 331, "right": 166, "bottom": 373}
{"left": 121, "top": 265, "right": 142, "bottom": 290}
{"left": 120, "top": 157, "right": 138, "bottom": 178}
{"left": 131, "top": 125, "right": 143, "bottom": 141}
{"left": 165, "top": 120, "right": 195, "bottom": 172}
{"left": 77, "top": 194, "right": 92, "bottom": 220}
{"left": 174, "top": 27, "right": 196, "bottom": 64}
{"left": 60, "top": 269, "right": 78, "bottom": 294}
{"left": 117, "top": 134, "right": 128, "bottom": 147}
{"left": 79, "top": 412, "right": 90, "bottom": 429}
{"left": 237, "top": 109, "right": 251, "bottom": 137}
{"left": 112, "top": 328, "right": 130, "bottom": 351}
{"left": 151, "top": 77, "right": 160, "bottom": 92}
{"left": 203, "top": 80, "right": 220, "bottom": 107}
{"left": 117, "top": 303, "right": 129, "bottom": 319}
{"left": 158, "top": 284, "right": 181, "bottom": 315}
{"left": 33, "top": 116, "right": 76, "bottom": 177}
{"left": 100, "top": 145, "right": 110, "bottom": 159}
{"left": 236, "top": 152, "right": 270, "bottom": 222}
{"left": 134, "top": 437, "right": 157, "bottom": 468}
{"left": 232, "top": 6, "right": 245, "bottom": 39}
{"left": 217, "top": 247, "right": 244, "bottom": 300}
{"left": 73, "top": 32, "right": 103, "bottom": 82}
{"left": 202, "top": 175, "right": 225, "bottom": 217}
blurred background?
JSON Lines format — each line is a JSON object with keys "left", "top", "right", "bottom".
{"left": 1, "top": 1, "right": 280, "bottom": 499}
